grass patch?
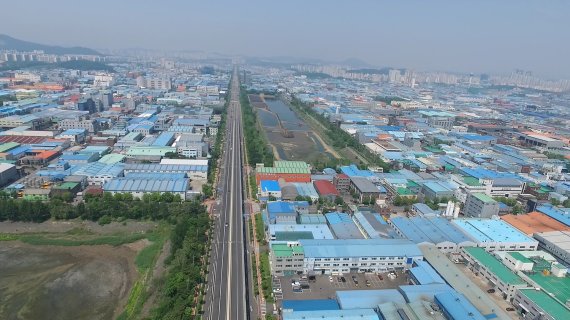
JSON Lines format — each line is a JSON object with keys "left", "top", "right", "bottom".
{"left": 0, "top": 234, "right": 18, "bottom": 241}
{"left": 118, "top": 225, "right": 169, "bottom": 320}
{"left": 255, "top": 213, "right": 266, "bottom": 245}
{"left": 260, "top": 252, "right": 273, "bottom": 302}
{"left": 17, "top": 233, "right": 148, "bottom": 246}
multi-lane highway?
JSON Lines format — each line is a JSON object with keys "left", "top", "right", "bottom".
{"left": 204, "top": 66, "right": 249, "bottom": 320}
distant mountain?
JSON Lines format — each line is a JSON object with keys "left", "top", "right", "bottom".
{"left": 0, "top": 34, "right": 101, "bottom": 55}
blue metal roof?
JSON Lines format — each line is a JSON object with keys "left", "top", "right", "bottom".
{"left": 325, "top": 212, "right": 364, "bottom": 239}
{"left": 452, "top": 218, "right": 536, "bottom": 243}
{"left": 398, "top": 283, "right": 453, "bottom": 303}
{"left": 103, "top": 178, "right": 188, "bottom": 193}
{"left": 124, "top": 163, "right": 207, "bottom": 173}
{"left": 299, "top": 239, "right": 422, "bottom": 259}
{"left": 340, "top": 164, "right": 375, "bottom": 178}
{"left": 391, "top": 216, "right": 472, "bottom": 245}
{"left": 435, "top": 291, "right": 486, "bottom": 320}
{"left": 536, "top": 205, "right": 570, "bottom": 226}
{"left": 267, "top": 201, "right": 296, "bottom": 214}
{"left": 283, "top": 309, "right": 380, "bottom": 320}
{"left": 124, "top": 172, "right": 186, "bottom": 180}
{"left": 410, "top": 260, "right": 445, "bottom": 285}
{"left": 152, "top": 132, "right": 175, "bottom": 146}
{"left": 336, "top": 289, "right": 405, "bottom": 309}
{"left": 282, "top": 299, "right": 339, "bottom": 312}
{"left": 260, "top": 180, "right": 280, "bottom": 192}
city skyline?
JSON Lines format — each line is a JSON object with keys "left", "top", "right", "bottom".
{"left": 1, "top": 0, "right": 569, "bottom": 79}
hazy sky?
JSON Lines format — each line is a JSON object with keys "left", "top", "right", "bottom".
{"left": 1, "top": 0, "right": 569, "bottom": 78}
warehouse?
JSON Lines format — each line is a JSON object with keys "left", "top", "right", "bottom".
{"left": 349, "top": 177, "right": 381, "bottom": 203}
{"left": 352, "top": 211, "right": 397, "bottom": 239}
{"left": 0, "top": 163, "right": 18, "bottom": 187}
{"left": 336, "top": 289, "right": 406, "bottom": 310}
{"left": 255, "top": 161, "right": 311, "bottom": 184}
{"left": 419, "top": 244, "right": 510, "bottom": 320}
{"left": 501, "top": 211, "right": 570, "bottom": 236}
{"left": 300, "top": 238, "right": 422, "bottom": 274}
{"left": 513, "top": 288, "right": 570, "bottom": 320}
{"left": 434, "top": 291, "right": 486, "bottom": 320}
{"left": 313, "top": 180, "right": 339, "bottom": 202}
{"left": 282, "top": 309, "right": 380, "bottom": 320}
{"left": 103, "top": 177, "right": 189, "bottom": 200}
{"left": 325, "top": 212, "right": 365, "bottom": 239}
{"left": 124, "top": 163, "right": 207, "bottom": 180}
{"left": 390, "top": 216, "right": 475, "bottom": 252}
{"left": 461, "top": 247, "right": 528, "bottom": 300}
{"left": 452, "top": 218, "right": 538, "bottom": 251}
{"left": 73, "top": 162, "right": 125, "bottom": 186}
{"left": 268, "top": 224, "right": 334, "bottom": 241}
{"left": 534, "top": 231, "right": 570, "bottom": 266}
{"left": 293, "top": 182, "right": 319, "bottom": 202}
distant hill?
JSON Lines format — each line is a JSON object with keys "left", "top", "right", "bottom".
{"left": 0, "top": 34, "right": 101, "bottom": 55}
{"left": 0, "top": 60, "right": 114, "bottom": 72}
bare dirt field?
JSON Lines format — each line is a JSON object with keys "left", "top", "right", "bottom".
{"left": 0, "top": 221, "right": 159, "bottom": 320}
{"left": 0, "top": 241, "right": 141, "bottom": 320}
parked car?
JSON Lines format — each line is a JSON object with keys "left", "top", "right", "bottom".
{"left": 506, "top": 307, "right": 515, "bottom": 312}
{"left": 365, "top": 280, "right": 371, "bottom": 287}
{"left": 340, "top": 276, "right": 346, "bottom": 283}
{"left": 378, "top": 274, "right": 384, "bottom": 280}
{"left": 487, "top": 289, "right": 495, "bottom": 293}
{"left": 329, "top": 276, "right": 334, "bottom": 282}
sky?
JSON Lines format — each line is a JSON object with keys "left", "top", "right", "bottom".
{"left": 1, "top": 0, "right": 569, "bottom": 78}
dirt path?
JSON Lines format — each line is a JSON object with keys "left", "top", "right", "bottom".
{"left": 140, "top": 239, "right": 171, "bottom": 318}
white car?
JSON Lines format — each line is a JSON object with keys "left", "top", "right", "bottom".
{"left": 329, "top": 276, "right": 334, "bottom": 282}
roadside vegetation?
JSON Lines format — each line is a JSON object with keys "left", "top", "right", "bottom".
{"left": 0, "top": 191, "right": 193, "bottom": 223}
{"left": 150, "top": 201, "right": 210, "bottom": 319}
{"left": 288, "top": 96, "right": 390, "bottom": 172}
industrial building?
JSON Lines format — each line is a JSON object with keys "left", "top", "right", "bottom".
{"left": 513, "top": 288, "right": 570, "bottom": 320}
{"left": 534, "top": 231, "right": 570, "bottom": 266}
{"left": 0, "top": 163, "right": 18, "bottom": 187}
{"left": 300, "top": 238, "right": 422, "bottom": 274}
{"left": 255, "top": 161, "right": 311, "bottom": 184}
{"left": 463, "top": 192, "right": 499, "bottom": 218}
{"left": 461, "top": 247, "right": 528, "bottom": 300}
{"left": 324, "top": 212, "right": 365, "bottom": 239}
{"left": 259, "top": 180, "right": 281, "bottom": 200}
{"left": 390, "top": 216, "right": 475, "bottom": 252}
{"left": 501, "top": 211, "right": 570, "bottom": 236}
{"left": 103, "top": 177, "right": 189, "bottom": 200}
{"left": 452, "top": 218, "right": 538, "bottom": 251}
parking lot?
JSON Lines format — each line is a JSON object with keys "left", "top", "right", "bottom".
{"left": 278, "top": 271, "right": 409, "bottom": 301}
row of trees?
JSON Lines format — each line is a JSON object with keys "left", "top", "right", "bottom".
{"left": 240, "top": 90, "right": 274, "bottom": 167}
{"left": 289, "top": 96, "right": 390, "bottom": 172}
{"left": 151, "top": 201, "right": 211, "bottom": 319}
{"left": 0, "top": 191, "right": 192, "bottom": 223}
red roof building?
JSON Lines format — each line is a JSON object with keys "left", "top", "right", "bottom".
{"left": 313, "top": 180, "right": 340, "bottom": 201}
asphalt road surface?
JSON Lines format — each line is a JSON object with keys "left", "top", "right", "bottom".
{"left": 204, "top": 66, "right": 249, "bottom": 320}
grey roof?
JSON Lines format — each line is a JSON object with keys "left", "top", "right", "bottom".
{"left": 350, "top": 177, "right": 380, "bottom": 193}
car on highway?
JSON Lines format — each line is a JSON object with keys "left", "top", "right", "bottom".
{"left": 225, "top": 223, "right": 228, "bottom": 227}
